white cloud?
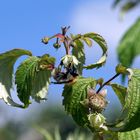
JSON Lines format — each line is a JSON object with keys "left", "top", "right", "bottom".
{"left": 69, "top": 0, "right": 140, "bottom": 69}
{"left": 70, "top": 1, "right": 140, "bottom": 47}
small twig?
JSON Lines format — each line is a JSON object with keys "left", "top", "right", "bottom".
{"left": 97, "top": 73, "right": 120, "bottom": 93}
{"left": 61, "top": 26, "right": 70, "bottom": 35}
{"left": 51, "top": 79, "right": 73, "bottom": 84}
{"left": 61, "top": 26, "right": 70, "bottom": 55}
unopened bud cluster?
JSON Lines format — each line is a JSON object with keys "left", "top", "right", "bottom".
{"left": 81, "top": 88, "right": 108, "bottom": 113}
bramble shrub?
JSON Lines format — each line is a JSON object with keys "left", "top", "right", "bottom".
{"left": 0, "top": 26, "right": 140, "bottom": 140}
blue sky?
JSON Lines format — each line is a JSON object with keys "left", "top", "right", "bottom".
{"left": 0, "top": 0, "right": 140, "bottom": 122}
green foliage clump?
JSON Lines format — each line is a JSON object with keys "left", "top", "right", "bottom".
{"left": 0, "top": 26, "right": 140, "bottom": 140}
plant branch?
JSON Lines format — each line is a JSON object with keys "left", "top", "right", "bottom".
{"left": 61, "top": 26, "right": 70, "bottom": 55}
{"left": 51, "top": 79, "right": 73, "bottom": 84}
{"left": 97, "top": 73, "right": 120, "bottom": 93}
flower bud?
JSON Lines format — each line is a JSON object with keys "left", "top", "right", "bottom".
{"left": 86, "top": 89, "right": 108, "bottom": 113}
{"left": 42, "top": 37, "right": 49, "bottom": 44}
{"left": 88, "top": 113, "right": 108, "bottom": 131}
{"left": 53, "top": 43, "right": 61, "bottom": 49}
{"left": 61, "top": 55, "right": 79, "bottom": 68}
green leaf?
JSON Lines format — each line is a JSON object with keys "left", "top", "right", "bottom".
{"left": 118, "top": 128, "right": 140, "bottom": 140}
{"left": 72, "top": 40, "right": 85, "bottom": 74}
{"left": 54, "top": 127, "right": 61, "bottom": 140}
{"left": 111, "top": 84, "right": 127, "bottom": 107}
{"left": 83, "top": 32, "right": 108, "bottom": 69}
{"left": 62, "top": 77, "right": 97, "bottom": 127}
{"left": 112, "top": 69, "right": 140, "bottom": 131}
{"left": 84, "top": 33, "right": 107, "bottom": 54}
{"left": 83, "top": 55, "right": 107, "bottom": 69}
{"left": 35, "top": 126, "right": 53, "bottom": 140}
{"left": 117, "top": 18, "right": 140, "bottom": 68}
{"left": 72, "top": 32, "right": 107, "bottom": 72}
{"left": 15, "top": 55, "right": 55, "bottom": 107}
{"left": 112, "top": 0, "right": 121, "bottom": 8}
{"left": 15, "top": 56, "right": 39, "bottom": 106}
{"left": 0, "top": 49, "right": 32, "bottom": 107}
{"left": 113, "top": 0, "right": 140, "bottom": 13}
{"left": 36, "top": 126, "right": 61, "bottom": 140}
{"left": 67, "top": 129, "right": 93, "bottom": 140}
{"left": 40, "top": 54, "right": 56, "bottom": 65}
{"left": 82, "top": 37, "right": 92, "bottom": 47}
{"left": 121, "top": 2, "right": 138, "bottom": 13}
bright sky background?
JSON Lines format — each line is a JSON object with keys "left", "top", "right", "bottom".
{"left": 0, "top": 0, "right": 140, "bottom": 123}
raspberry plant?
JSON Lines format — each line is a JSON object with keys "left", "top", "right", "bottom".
{"left": 0, "top": 27, "right": 140, "bottom": 139}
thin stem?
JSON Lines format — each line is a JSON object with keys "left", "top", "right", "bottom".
{"left": 49, "top": 34, "right": 57, "bottom": 40}
{"left": 99, "top": 135, "right": 104, "bottom": 140}
{"left": 64, "top": 38, "right": 69, "bottom": 55}
{"left": 51, "top": 79, "right": 73, "bottom": 84}
{"left": 61, "top": 26, "right": 70, "bottom": 55}
{"left": 97, "top": 73, "right": 120, "bottom": 93}
{"left": 94, "top": 132, "right": 104, "bottom": 140}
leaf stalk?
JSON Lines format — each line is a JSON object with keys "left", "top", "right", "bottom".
{"left": 97, "top": 73, "right": 120, "bottom": 93}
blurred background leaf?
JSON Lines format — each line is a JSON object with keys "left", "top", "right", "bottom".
{"left": 113, "top": 0, "right": 140, "bottom": 14}
{"left": 113, "top": 0, "right": 140, "bottom": 81}
{"left": 0, "top": 106, "right": 94, "bottom": 140}
{"left": 117, "top": 18, "right": 140, "bottom": 69}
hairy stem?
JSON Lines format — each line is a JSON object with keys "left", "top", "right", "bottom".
{"left": 97, "top": 73, "right": 120, "bottom": 93}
